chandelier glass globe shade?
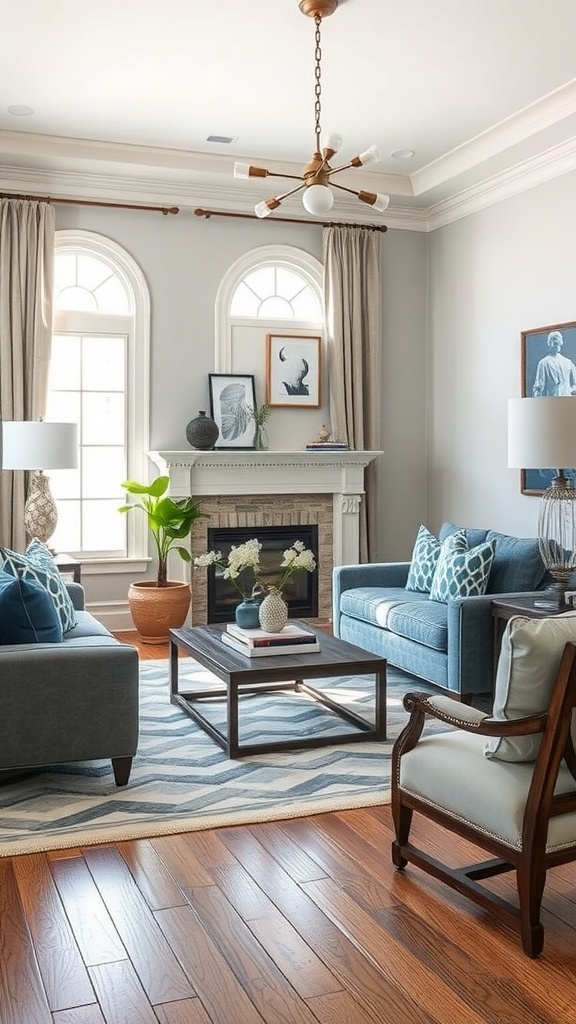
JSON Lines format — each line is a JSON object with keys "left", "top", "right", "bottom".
{"left": 302, "top": 184, "right": 334, "bottom": 215}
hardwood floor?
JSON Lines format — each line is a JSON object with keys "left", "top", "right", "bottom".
{"left": 1, "top": 632, "right": 575, "bottom": 1022}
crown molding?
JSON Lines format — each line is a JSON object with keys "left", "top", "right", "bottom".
{"left": 426, "top": 133, "right": 576, "bottom": 231}
{"left": 2, "top": 130, "right": 576, "bottom": 234}
{"left": 413, "top": 78, "right": 576, "bottom": 196}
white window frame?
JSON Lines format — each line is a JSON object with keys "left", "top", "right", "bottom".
{"left": 52, "top": 230, "right": 150, "bottom": 572}
{"left": 215, "top": 244, "right": 323, "bottom": 371}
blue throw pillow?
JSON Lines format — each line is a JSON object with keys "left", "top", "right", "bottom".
{"left": 430, "top": 535, "right": 496, "bottom": 602}
{"left": 406, "top": 525, "right": 467, "bottom": 594}
{"left": 0, "top": 570, "right": 63, "bottom": 644}
{"left": 0, "top": 540, "right": 77, "bottom": 633}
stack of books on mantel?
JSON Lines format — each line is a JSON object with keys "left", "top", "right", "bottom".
{"left": 221, "top": 622, "right": 320, "bottom": 657}
{"left": 305, "top": 441, "right": 350, "bottom": 451}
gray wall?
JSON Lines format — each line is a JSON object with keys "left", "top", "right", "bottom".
{"left": 427, "top": 170, "right": 576, "bottom": 540}
{"left": 53, "top": 205, "right": 428, "bottom": 611}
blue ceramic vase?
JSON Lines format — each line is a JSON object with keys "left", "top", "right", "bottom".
{"left": 235, "top": 597, "right": 260, "bottom": 629}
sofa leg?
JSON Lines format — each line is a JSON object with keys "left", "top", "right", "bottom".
{"left": 112, "top": 756, "right": 133, "bottom": 786}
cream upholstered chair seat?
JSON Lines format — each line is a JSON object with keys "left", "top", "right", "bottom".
{"left": 391, "top": 614, "right": 576, "bottom": 958}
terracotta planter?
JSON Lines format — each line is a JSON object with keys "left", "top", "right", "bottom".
{"left": 128, "top": 580, "right": 191, "bottom": 644}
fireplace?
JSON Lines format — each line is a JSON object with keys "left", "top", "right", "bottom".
{"left": 148, "top": 448, "right": 381, "bottom": 625}
{"left": 207, "top": 524, "right": 319, "bottom": 623}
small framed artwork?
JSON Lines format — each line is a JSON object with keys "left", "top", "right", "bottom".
{"left": 521, "top": 320, "right": 576, "bottom": 495}
{"left": 266, "top": 334, "right": 321, "bottom": 408}
{"left": 208, "top": 373, "right": 257, "bottom": 449}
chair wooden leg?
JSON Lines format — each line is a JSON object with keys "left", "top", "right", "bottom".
{"left": 111, "top": 756, "right": 133, "bottom": 786}
{"left": 391, "top": 801, "right": 413, "bottom": 869}
{"left": 517, "top": 861, "right": 546, "bottom": 958}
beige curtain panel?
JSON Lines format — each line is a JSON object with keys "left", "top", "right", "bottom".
{"left": 323, "top": 224, "right": 382, "bottom": 562}
{"left": 0, "top": 198, "right": 55, "bottom": 549}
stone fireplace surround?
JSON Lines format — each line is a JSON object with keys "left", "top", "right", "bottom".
{"left": 149, "top": 450, "right": 381, "bottom": 626}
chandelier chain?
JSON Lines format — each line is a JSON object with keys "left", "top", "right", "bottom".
{"left": 314, "top": 15, "right": 322, "bottom": 152}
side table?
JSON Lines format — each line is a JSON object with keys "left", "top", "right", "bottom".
{"left": 53, "top": 553, "right": 82, "bottom": 584}
{"left": 491, "top": 594, "right": 569, "bottom": 680}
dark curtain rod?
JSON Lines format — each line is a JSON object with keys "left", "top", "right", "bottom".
{"left": 194, "top": 207, "right": 388, "bottom": 231}
{"left": 0, "top": 192, "right": 179, "bottom": 215}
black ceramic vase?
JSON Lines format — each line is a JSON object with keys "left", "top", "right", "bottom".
{"left": 186, "top": 411, "right": 219, "bottom": 450}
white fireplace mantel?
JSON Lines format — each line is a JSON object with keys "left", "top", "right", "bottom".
{"left": 148, "top": 449, "right": 382, "bottom": 567}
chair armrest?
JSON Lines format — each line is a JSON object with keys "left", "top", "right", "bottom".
{"left": 394, "top": 690, "right": 547, "bottom": 762}
{"left": 332, "top": 562, "right": 410, "bottom": 634}
{"left": 404, "top": 691, "right": 546, "bottom": 736}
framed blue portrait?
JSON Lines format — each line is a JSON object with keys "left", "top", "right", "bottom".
{"left": 521, "top": 320, "right": 576, "bottom": 495}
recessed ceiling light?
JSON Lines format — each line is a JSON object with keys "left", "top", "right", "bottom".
{"left": 390, "top": 149, "right": 415, "bottom": 160}
{"left": 7, "top": 105, "right": 34, "bottom": 117}
{"left": 206, "top": 135, "right": 238, "bottom": 144}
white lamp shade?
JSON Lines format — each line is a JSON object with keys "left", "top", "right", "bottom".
{"left": 2, "top": 421, "right": 78, "bottom": 470}
{"left": 302, "top": 184, "right": 334, "bottom": 215}
{"left": 508, "top": 397, "right": 576, "bottom": 469}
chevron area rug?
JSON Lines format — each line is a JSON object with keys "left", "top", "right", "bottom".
{"left": 0, "top": 658, "right": 444, "bottom": 858}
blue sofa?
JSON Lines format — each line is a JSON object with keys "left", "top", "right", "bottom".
{"left": 332, "top": 522, "right": 550, "bottom": 699}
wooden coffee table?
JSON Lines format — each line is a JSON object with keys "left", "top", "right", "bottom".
{"left": 169, "top": 624, "right": 387, "bottom": 758}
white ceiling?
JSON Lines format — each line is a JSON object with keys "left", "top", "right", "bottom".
{"left": 3, "top": 0, "right": 576, "bottom": 228}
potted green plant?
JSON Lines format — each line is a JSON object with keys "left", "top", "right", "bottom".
{"left": 119, "top": 475, "right": 207, "bottom": 643}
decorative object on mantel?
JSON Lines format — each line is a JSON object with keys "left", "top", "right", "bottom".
{"left": 119, "top": 476, "right": 208, "bottom": 642}
{"left": 233, "top": 0, "right": 389, "bottom": 220}
{"left": 185, "top": 410, "right": 219, "bottom": 450}
{"left": 247, "top": 403, "right": 271, "bottom": 451}
{"left": 306, "top": 422, "right": 350, "bottom": 450}
{"left": 194, "top": 537, "right": 317, "bottom": 630}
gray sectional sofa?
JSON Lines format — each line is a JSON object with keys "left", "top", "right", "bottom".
{"left": 0, "top": 582, "right": 139, "bottom": 784}
{"left": 333, "top": 522, "right": 550, "bottom": 699}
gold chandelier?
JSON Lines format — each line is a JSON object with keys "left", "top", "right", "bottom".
{"left": 234, "top": 0, "right": 390, "bottom": 219}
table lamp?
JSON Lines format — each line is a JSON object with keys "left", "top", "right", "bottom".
{"left": 1, "top": 420, "right": 78, "bottom": 544}
{"left": 508, "top": 397, "right": 576, "bottom": 606}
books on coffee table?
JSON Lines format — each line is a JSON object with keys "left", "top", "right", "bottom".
{"left": 221, "top": 621, "right": 321, "bottom": 657}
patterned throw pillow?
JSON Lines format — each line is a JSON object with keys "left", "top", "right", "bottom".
{"left": 406, "top": 525, "right": 466, "bottom": 594}
{"left": 429, "top": 534, "right": 496, "bottom": 602}
{"left": 0, "top": 540, "right": 77, "bottom": 633}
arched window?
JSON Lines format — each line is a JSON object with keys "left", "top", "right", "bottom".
{"left": 46, "top": 231, "right": 150, "bottom": 564}
{"left": 215, "top": 244, "right": 323, "bottom": 372}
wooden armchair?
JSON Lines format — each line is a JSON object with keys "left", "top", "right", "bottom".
{"left": 391, "top": 624, "right": 576, "bottom": 958}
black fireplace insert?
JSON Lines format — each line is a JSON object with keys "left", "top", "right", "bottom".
{"left": 206, "top": 524, "right": 319, "bottom": 623}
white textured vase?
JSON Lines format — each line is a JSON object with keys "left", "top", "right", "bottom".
{"left": 258, "top": 587, "right": 288, "bottom": 633}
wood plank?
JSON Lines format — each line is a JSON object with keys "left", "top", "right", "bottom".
{"left": 52, "top": 1006, "right": 105, "bottom": 1024}
{"left": 219, "top": 827, "right": 439, "bottom": 1024}
{"left": 149, "top": 834, "right": 215, "bottom": 887}
{"left": 189, "top": 881, "right": 342, "bottom": 1003}
{"left": 117, "top": 839, "right": 190, "bottom": 911}
{"left": 154, "top": 904, "right": 269, "bottom": 1024}
{"left": 303, "top": 875, "right": 503, "bottom": 1024}
{"left": 153, "top": 999, "right": 214, "bottom": 1024}
{"left": 88, "top": 960, "right": 158, "bottom": 1023}
{"left": 49, "top": 856, "right": 127, "bottom": 966}
{"left": 0, "top": 860, "right": 52, "bottom": 1024}
{"left": 82, "top": 846, "right": 195, "bottom": 1004}
{"left": 240, "top": 820, "right": 330, "bottom": 883}
{"left": 11, "top": 854, "right": 94, "bottom": 1012}
{"left": 211, "top": 860, "right": 282, "bottom": 920}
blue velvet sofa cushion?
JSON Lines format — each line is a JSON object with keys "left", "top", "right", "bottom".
{"left": 0, "top": 570, "right": 63, "bottom": 644}
{"left": 387, "top": 600, "right": 449, "bottom": 651}
{"left": 340, "top": 587, "right": 429, "bottom": 628}
{"left": 439, "top": 522, "right": 547, "bottom": 594}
